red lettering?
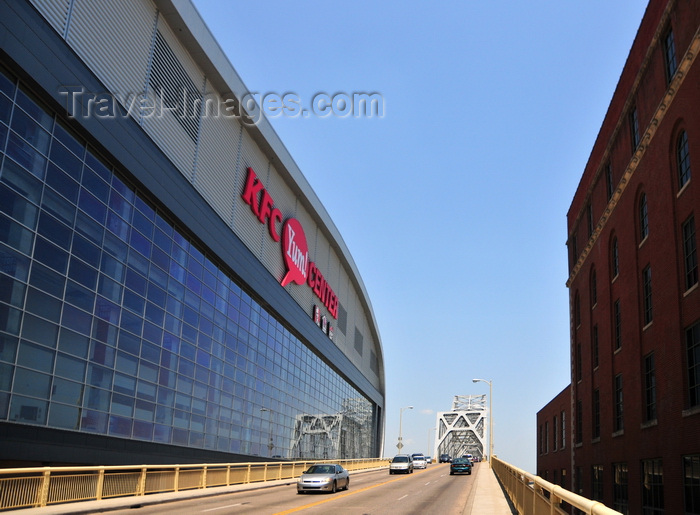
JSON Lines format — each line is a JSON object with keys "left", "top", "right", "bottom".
{"left": 241, "top": 172, "right": 339, "bottom": 320}
{"left": 306, "top": 262, "right": 338, "bottom": 319}
{"left": 308, "top": 263, "right": 315, "bottom": 288}
{"left": 269, "top": 208, "right": 282, "bottom": 242}
{"left": 258, "top": 189, "right": 274, "bottom": 225}
{"left": 241, "top": 167, "right": 263, "bottom": 216}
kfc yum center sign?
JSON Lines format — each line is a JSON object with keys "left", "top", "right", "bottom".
{"left": 241, "top": 167, "right": 339, "bottom": 329}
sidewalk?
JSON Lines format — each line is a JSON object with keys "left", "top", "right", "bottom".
{"left": 464, "top": 464, "right": 517, "bottom": 514}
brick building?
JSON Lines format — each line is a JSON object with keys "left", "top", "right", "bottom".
{"left": 540, "top": 0, "right": 700, "bottom": 513}
{"left": 536, "top": 385, "right": 570, "bottom": 490}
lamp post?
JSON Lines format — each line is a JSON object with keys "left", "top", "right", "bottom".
{"left": 427, "top": 427, "right": 436, "bottom": 457}
{"left": 398, "top": 405, "right": 413, "bottom": 452}
{"left": 472, "top": 378, "right": 493, "bottom": 467}
{"left": 260, "top": 408, "right": 273, "bottom": 457}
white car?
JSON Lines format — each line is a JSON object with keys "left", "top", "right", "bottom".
{"left": 411, "top": 454, "right": 427, "bottom": 469}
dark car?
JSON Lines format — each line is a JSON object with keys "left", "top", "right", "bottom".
{"left": 439, "top": 453, "right": 452, "bottom": 463}
{"left": 450, "top": 457, "right": 472, "bottom": 475}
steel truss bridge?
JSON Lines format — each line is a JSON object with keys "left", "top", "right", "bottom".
{"left": 435, "top": 394, "right": 487, "bottom": 460}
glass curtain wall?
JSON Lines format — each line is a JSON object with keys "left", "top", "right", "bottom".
{"left": 0, "top": 65, "right": 376, "bottom": 460}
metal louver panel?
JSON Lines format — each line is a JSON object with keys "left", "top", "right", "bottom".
{"left": 140, "top": 17, "right": 203, "bottom": 179}
{"left": 149, "top": 31, "right": 201, "bottom": 143}
{"left": 29, "top": 0, "right": 71, "bottom": 36}
{"left": 65, "top": 0, "right": 155, "bottom": 110}
{"left": 193, "top": 88, "right": 241, "bottom": 226}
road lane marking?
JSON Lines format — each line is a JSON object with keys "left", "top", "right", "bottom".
{"left": 273, "top": 474, "right": 415, "bottom": 514}
{"left": 397, "top": 494, "right": 408, "bottom": 500}
{"left": 202, "top": 503, "right": 244, "bottom": 511}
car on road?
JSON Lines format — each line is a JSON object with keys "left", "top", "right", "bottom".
{"left": 450, "top": 457, "right": 473, "bottom": 475}
{"left": 425, "top": 456, "right": 432, "bottom": 464}
{"left": 297, "top": 464, "right": 350, "bottom": 493}
{"left": 389, "top": 454, "right": 414, "bottom": 474}
{"left": 411, "top": 453, "right": 427, "bottom": 469}
{"left": 439, "top": 453, "right": 452, "bottom": 463}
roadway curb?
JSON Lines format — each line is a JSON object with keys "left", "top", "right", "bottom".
{"left": 15, "top": 468, "right": 386, "bottom": 514}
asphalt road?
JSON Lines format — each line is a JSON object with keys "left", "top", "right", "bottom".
{"left": 104, "top": 462, "right": 480, "bottom": 515}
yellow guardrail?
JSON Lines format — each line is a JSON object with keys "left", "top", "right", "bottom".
{"left": 0, "top": 458, "right": 390, "bottom": 510}
{"left": 492, "top": 457, "right": 622, "bottom": 515}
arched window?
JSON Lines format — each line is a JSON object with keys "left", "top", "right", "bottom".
{"left": 678, "top": 130, "right": 691, "bottom": 189}
{"left": 611, "top": 237, "right": 619, "bottom": 279}
{"left": 639, "top": 193, "right": 649, "bottom": 241}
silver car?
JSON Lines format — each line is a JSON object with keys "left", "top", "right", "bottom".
{"left": 297, "top": 464, "right": 350, "bottom": 494}
{"left": 411, "top": 454, "right": 427, "bottom": 469}
{"left": 389, "top": 454, "right": 414, "bottom": 474}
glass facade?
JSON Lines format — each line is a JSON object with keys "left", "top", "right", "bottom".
{"left": 0, "top": 65, "right": 376, "bottom": 460}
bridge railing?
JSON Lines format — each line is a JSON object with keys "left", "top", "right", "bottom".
{"left": 0, "top": 458, "right": 389, "bottom": 510}
{"left": 492, "top": 457, "right": 622, "bottom": 515}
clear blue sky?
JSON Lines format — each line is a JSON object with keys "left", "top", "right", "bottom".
{"left": 192, "top": 0, "right": 650, "bottom": 472}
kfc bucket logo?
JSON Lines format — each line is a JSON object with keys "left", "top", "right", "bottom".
{"left": 241, "top": 167, "right": 338, "bottom": 321}
{"left": 281, "top": 218, "right": 309, "bottom": 287}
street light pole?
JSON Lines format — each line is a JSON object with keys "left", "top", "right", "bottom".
{"left": 472, "top": 378, "right": 493, "bottom": 467}
{"left": 398, "top": 405, "right": 413, "bottom": 452}
{"left": 427, "top": 427, "right": 436, "bottom": 457}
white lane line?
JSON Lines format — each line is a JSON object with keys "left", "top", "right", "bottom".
{"left": 397, "top": 494, "right": 409, "bottom": 501}
{"left": 202, "top": 503, "right": 243, "bottom": 511}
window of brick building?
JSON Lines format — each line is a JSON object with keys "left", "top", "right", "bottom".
{"left": 592, "top": 465, "right": 604, "bottom": 502}
{"left": 576, "top": 400, "right": 583, "bottom": 444}
{"left": 593, "top": 325, "right": 599, "bottom": 369}
{"left": 630, "top": 107, "right": 640, "bottom": 150}
{"left": 663, "top": 27, "right": 677, "bottom": 83}
{"left": 687, "top": 322, "right": 700, "bottom": 408}
{"left": 613, "top": 463, "right": 629, "bottom": 514}
{"left": 561, "top": 410, "right": 566, "bottom": 449}
{"left": 614, "top": 374, "right": 624, "bottom": 432}
{"left": 641, "top": 459, "right": 664, "bottom": 514}
{"left": 678, "top": 130, "right": 692, "bottom": 189}
{"left": 644, "top": 352, "right": 656, "bottom": 422}
{"left": 683, "top": 215, "right": 698, "bottom": 290}
{"left": 592, "top": 389, "right": 600, "bottom": 439}
{"left": 639, "top": 193, "right": 649, "bottom": 241}
{"left": 683, "top": 455, "right": 700, "bottom": 514}
{"left": 606, "top": 163, "right": 614, "bottom": 201}
{"left": 614, "top": 300, "right": 622, "bottom": 350}
{"left": 643, "top": 266, "right": 653, "bottom": 326}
